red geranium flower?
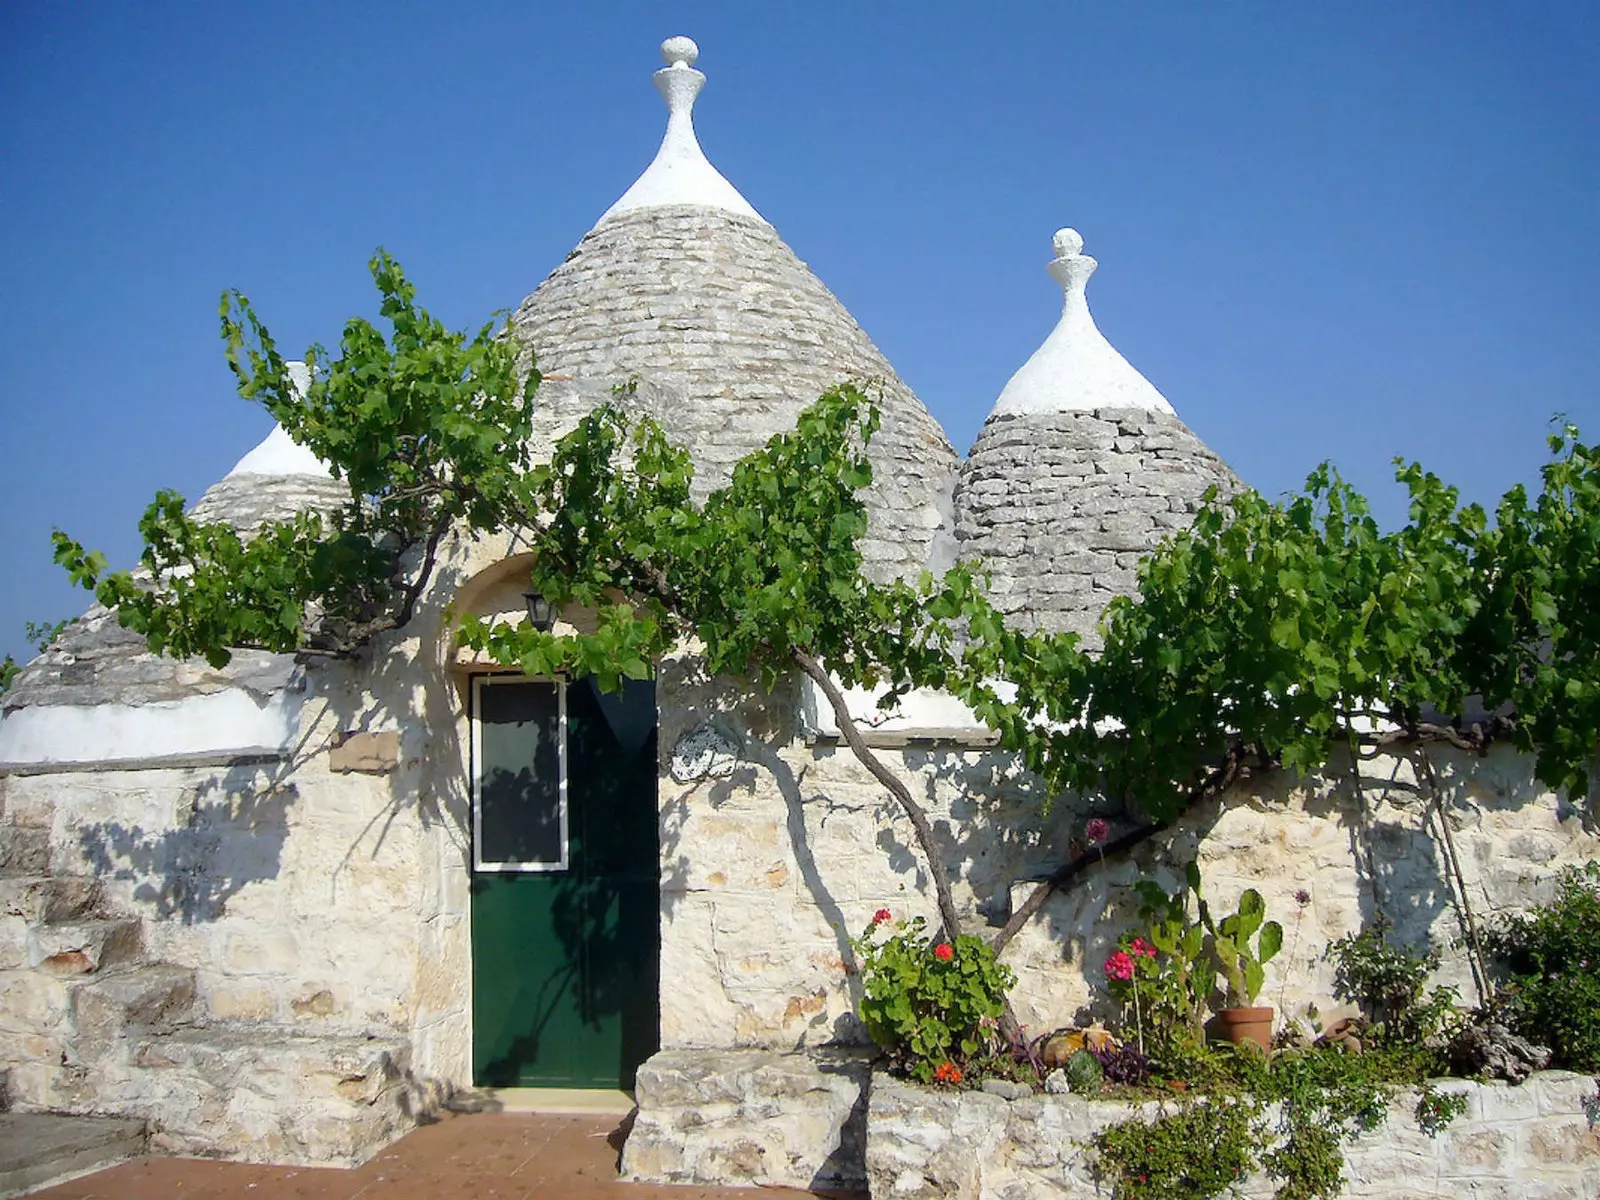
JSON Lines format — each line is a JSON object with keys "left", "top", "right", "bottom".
{"left": 1104, "top": 950, "right": 1135, "bottom": 981}
{"left": 1130, "top": 937, "right": 1156, "bottom": 958}
{"left": 873, "top": 908, "right": 892, "bottom": 925}
{"left": 933, "top": 942, "right": 954, "bottom": 961}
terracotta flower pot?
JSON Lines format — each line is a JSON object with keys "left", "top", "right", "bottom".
{"left": 1216, "top": 1005, "right": 1274, "bottom": 1052}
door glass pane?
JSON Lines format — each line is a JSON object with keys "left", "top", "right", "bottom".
{"left": 474, "top": 677, "right": 565, "bottom": 870}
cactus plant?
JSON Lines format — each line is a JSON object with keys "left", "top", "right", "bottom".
{"left": 1208, "top": 889, "right": 1284, "bottom": 1007}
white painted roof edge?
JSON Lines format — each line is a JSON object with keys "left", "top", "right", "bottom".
{"left": 0, "top": 687, "right": 304, "bottom": 766}
{"left": 598, "top": 36, "right": 767, "bottom": 226}
{"left": 798, "top": 671, "right": 1122, "bottom": 746}
{"left": 224, "top": 362, "right": 334, "bottom": 479}
{"left": 990, "top": 229, "right": 1175, "bottom": 420}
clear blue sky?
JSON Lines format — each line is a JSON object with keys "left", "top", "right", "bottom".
{"left": 3, "top": 2, "right": 1597, "bottom": 666}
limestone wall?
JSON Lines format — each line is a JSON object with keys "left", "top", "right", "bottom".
{"left": 654, "top": 665, "right": 1600, "bottom": 1047}
{"left": 867, "top": 1069, "right": 1600, "bottom": 1199}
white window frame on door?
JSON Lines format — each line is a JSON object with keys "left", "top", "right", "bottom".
{"left": 469, "top": 673, "right": 569, "bottom": 873}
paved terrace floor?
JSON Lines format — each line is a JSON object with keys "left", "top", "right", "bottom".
{"left": 24, "top": 1113, "right": 864, "bottom": 1200}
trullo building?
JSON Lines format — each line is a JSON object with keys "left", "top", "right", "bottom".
{"left": 0, "top": 35, "right": 1593, "bottom": 1194}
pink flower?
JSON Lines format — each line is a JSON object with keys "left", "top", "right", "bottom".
{"left": 1131, "top": 937, "right": 1156, "bottom": 959}
{"left": 933, "top": 942, "right": 954, "bottom": 962}
{"left": 1084, "top": 817, "right": 1111, "bottom": 843}
{"left": 873, "top": 908, "right": 892, "bottom": 925}
{"left": 1105, "top": 950, "right": 1135, "bottom": 981}
{"left": 1294, "top": 889, "right": 1312, "bottom": 906}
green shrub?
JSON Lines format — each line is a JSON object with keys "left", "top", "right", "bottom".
{"left": 852, "top": 910, "right": 1014, "bottom": 1083}
{"left": 1325, "top": 923, "right": 1458, "bottom": 1047}
{"left": 1093, "top": 1099, "right": 1260, "bottom": 1200}
{"left": 1486, "top": 861, "right": 1600, "bottom": 1070}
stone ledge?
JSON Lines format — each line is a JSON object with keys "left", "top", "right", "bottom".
{"left": 866, "top": 1069, "right": 1600, "bottom": 1200}
{"left": 0, "top": 1113, "right": 146, "bottom": 1200}
{"left": 621, "top": 1046, "right": 875, "bottom": 1191}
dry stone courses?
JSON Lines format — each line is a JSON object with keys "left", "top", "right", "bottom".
{"left": 511, "top": 204, "right": 958, "bottom": 583}
{"left": 955, "top": 407, "right": 1237, "bottom": 647}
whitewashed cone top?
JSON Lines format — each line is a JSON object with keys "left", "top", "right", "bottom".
{"left": 224, "top": 362, "right": 332, "bottom": 480}
{"left": 599, "top": 36, "right": 765, "bottom": 225}
{"left": 991, "top": 229, "right": 1174, "bottom": 419}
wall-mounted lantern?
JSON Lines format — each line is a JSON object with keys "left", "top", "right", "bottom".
{"left": 523, "top": 592, "right": 556, "bottom": 632}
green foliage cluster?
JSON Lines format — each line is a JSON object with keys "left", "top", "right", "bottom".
{"left": 850, "top": 913, "right": 1014, "bottom": 1084}
{"left": 1094, "top": 1041, "right": 1463, "bottom": 1200}
{"left": 1413, "top": 1083, "right": 1469, "bottom": 1138}
{"left": 52, "top": 252, "right": 537, "bottom": 666}
{"left": 1325, "top": 923, "right": 1460, "bottom": 1049}
{"left": 59, "top": 259, "right": 1600, "bottom": 835}
{"left": 1077, "top": 431, "right": 1600, "bottom": 820}
{"left": 1092, "top": 1098, "right": 1257, "bottom": 1200}
{"left": 1485, "top": 861, "right": 1600, "bottom": 1070}
{"left": 1063, "top": 1048, "right": 1104, "bottom": 1095}
{"left": 1109, "top": 868, "right": 1214, "bottom": 1061}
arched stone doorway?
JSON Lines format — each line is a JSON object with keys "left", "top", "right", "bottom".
{"left": 448, "top": 556, "right": 661, "bottom": 1089}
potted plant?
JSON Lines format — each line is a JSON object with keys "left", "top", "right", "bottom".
{"left": 1207, "top": 888, "right": 1283, "bottom": 1051}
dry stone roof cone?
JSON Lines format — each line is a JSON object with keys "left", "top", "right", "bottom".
{"left": 510, "top": 36, "right": 958, "bottom": 583}
{"left": 2, "top": 363, "right": 336, "bottom": 722}
{"left": 186, "top": 363, "right": 347, "bottom": 530}
{"left": 954, "top": 229, "right": 1237, "bottom": 648}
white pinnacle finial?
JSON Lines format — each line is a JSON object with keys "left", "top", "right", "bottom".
{"left": 598, "top": 37, "right": 765, "bottom": 225}
{"left": 989, "top": 228, "right": 1175, "bottom": 419}
{"left": 661, "top": 35, "right": 698, "bottom": 67}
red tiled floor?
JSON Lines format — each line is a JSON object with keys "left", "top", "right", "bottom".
{"left": 22, "top": 1113, "right": 863, "bottom": 1200}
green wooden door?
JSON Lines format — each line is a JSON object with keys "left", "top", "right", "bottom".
{"left": 469, "top": 675, "right": 660, "bottom": 1089}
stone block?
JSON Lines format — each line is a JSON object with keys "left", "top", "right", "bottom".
{"left": 130, "top": 1026, "right": 411, "bottom": 1166}
{"left": 0, "top": 876, "right": 100, "bottom": 924}
{"left": 622, "top": 1047, "right": 873, "bottom": 1190}
{"left": 1534, "top": 1070, "right": 1599, "bottom": 1116}
{"left": 0, "top": 826, "right": 50, "bottom": 874}
{"left": 71, "top": 964, "right": 196, "bottom": 1061}
{"left": 1523, "top": 1117, "right": 1600, "bottom": 1165}
{"left": 29, "top": 919, "right": 141, "bottom": 975}
{"left": 328, "top": 731, "right": 400, "bottom": 774}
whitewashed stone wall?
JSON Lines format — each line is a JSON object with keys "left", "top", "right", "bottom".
{"left": 867, "top": 1069, "right": 1600, "bottom": 1199}
{"left": 653, "top": 671, "right": 1600, "bottom": 1049}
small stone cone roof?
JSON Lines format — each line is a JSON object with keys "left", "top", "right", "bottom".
{"left": 3, "top": 367, "right": 339, "bottom": 718}
{"left": 954, "top": 230, "right": 1236, "bottom": 647}
{"left": 511, "top": 38, "right": 957, "bottom": 582}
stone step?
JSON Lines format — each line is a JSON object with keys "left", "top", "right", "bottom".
{"left": 30, "top": 918, "right": 142, "bottom": 976}
{"left": 0, "top": 1112, "right": 146, "bottom": 1199}
{"left": 126, "top": 1026, "right": 413, "bottom": 1166}
{"left": 0, "top": 827, "right": 49, "bottom": 876}
{"left": 71, "top": 964, "right": 196, "bottom": 1062}
{"left": 0, "top": 875, "right": 102, "bottom": 925}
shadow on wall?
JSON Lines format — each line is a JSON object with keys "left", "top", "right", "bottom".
{"left": 77, "top": 761, "right": 297, "bottom": 924}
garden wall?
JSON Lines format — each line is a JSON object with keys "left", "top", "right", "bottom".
{"left": 866, "top": 1068, "right": 1600, "bottom": 1200}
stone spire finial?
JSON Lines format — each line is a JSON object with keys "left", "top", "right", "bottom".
{"left": 598, "top": 36, "right": 765, "bottom": 225}
{"left": 989, "top": 228, "right": 1175, "bottom": 418}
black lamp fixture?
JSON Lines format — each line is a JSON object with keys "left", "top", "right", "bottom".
{"left": 523, "top": 591, "right": 556, "bottom": 632}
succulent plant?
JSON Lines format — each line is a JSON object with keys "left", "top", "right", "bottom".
{"left": 1064, "top": 1048, "right": 1104, "bottom": 1096}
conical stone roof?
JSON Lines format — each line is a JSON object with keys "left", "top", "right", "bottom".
{"left": 510, "top": 38, "right": 956, "bottom": 582}
{"left": 2, "top": 371, "right": 339, "bottom": 724}
{"left": 954, "top": 230, "right": 1236, "bottom": 647}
